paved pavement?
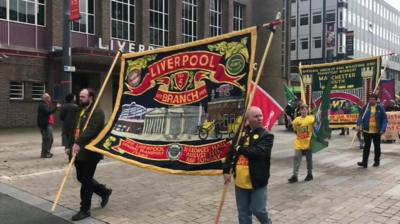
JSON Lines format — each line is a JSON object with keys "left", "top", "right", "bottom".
{"left": 1, "top": 126, "right": 400, "bottom": 224}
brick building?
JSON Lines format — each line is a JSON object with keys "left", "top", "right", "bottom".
{"left": 0, "top": 0, "right": 283, "bottom": 128}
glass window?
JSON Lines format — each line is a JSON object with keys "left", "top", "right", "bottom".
{"left": 182, "top": 0, "right": 198, "bottom": 42}
{"left": 233, "top": 3, "right": 244, "bottom": 31}
{"left": 326, "top": 10, "right": 335, "bottom": 22}
{"left": 72, "top": 0, "right": 95, "bottom": 34}
{"left": 150, "top": 0, "right": 169, "bottom": 46}
{"left": 312, "top": 12, "right": 321, "bottom": 24}
{"left": 300, "top": 38, "right": 308, "bottom": 50}
{"left": 300, "top": 14, "right": 308, "bottom": 26}
{"left": 0, "top": 0, "right": 6, "bottom": 19}
{"left": 313, "top": 36, "right": 321, "bottom": 48}
{"left": 7, "top": 0, "right": 45, "bottom": 26}
{"left": 209, "top": 0, "right": 222, "bottom": 36}
{"left": 290, "top": 16, "right": 296, "bottom": 27}
{"left": 111, "top": 0, "right": 135, "bottom": 41}
{"left": 32, "top": 82, "right": 45, "bottom": 100}
{"left": 9, "top": 81, "right": 24, "bottom": 100}
{"left": 290, "top": 40, "right": 296, "bottom": 51}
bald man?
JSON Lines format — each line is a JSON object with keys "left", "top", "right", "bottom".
{"left": 223, "top": 106, "right": 274, "bottom": 224}
{"left": 37, "top": 93, "right": 61, "bottom": 158}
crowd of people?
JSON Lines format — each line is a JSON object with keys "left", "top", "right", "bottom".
{"left": 36, "top": 90, "right": 393, "bottom": 223}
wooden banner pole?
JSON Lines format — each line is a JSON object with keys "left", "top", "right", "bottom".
{"left": 51, "top": 50, "right": 122, "bottom": 212}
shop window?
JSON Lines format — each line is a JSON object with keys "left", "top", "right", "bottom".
{"left": 32, "top": 82, "right": 45, "bottom": 101}
{"left": 9, "top": 81, "right": 24, "bottom": 100}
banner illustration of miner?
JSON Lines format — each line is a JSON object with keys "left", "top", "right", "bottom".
{"left": 300, "top": 56, "right": 381, "bottom": 128}
{"left": 87, "top": 28, "right": 257, "bottom": 175}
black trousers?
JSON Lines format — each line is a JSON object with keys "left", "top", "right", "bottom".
{"left": 362, "top": 132, "right": 381, "bottom": 164}
{"left": 75, "top": 159, "right": 108, "bottom": 212}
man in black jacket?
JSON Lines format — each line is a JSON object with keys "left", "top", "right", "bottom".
{"left": 223, "top": 106, "right": 274, "bottom": 224}
{"left": 37, "top": 93, "right": 60, "bottom": 158}
{"left": 60, "top": 93, "right": 78, "bottom": 161}
{"left": 69, "top": 88, "right": 112, "bottom": 221}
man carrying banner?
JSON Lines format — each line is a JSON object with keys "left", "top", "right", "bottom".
{"left": 288, "top": 104, "right": 315, "bottom": 183}
{"left": 356, "top": 94, "right": 387, "bottom": 168}
{"left": 69, "top": 88, "right": 112, "bottom": 221}
{"left": 223, "top": 106, "right": 274, "bottom": 224}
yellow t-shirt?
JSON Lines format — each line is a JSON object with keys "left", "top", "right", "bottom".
{"left": 292, "top": 115, "right": 315, "bottom": 150}
{"left": 368, "top": 105, "right": 378, "bottom": 133}
{"left": 235, "top": 136, "right": 252, "bottom": 189}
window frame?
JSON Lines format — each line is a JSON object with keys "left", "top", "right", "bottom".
{"left": 149, "top": 0, "right": 169, "bottom": 47}
{"left": 31, "top": 82, "right": 45, "bottom": 101}
{"left": 111, "top": 0, "right": 135, "bottom": 41}
{"left": 209, "top": 0, "right": 222, "bottom": 37}
{"left": 3, "top": 0, "right": 46, "bottom": 27}
{"left": 182, "top": 0, "right": 198, "bottom": 43}
{"left": 233, "top": 2, "right": 244, "bottom": 31}
{"left": 312, "top": 12, "right": 321, "bottom": 24}
{"left": 9, "top": 81, "right": 24, "bottom": 100}
{"left": 300, "top": 38, "right": 308, "bottom": 50}
{"left": 300, "top": 14, "right": 308, "bottom": 26}
{"left": 71, "top": 0, "right": 95, "bottom": 35}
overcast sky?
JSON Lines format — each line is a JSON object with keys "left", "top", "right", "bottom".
{"left": 384, "top": 0, "right": 400, "bottom": 11}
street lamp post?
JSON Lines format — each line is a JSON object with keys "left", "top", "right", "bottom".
{"left": 61, "top": 0, "right": 72, "bottom": 102}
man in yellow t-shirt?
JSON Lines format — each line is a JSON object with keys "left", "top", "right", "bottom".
{"left": 288, "top": 104, "right": 315, "bottom": 183}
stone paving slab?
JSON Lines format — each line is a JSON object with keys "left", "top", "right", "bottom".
{"left": 1, "top": 127, "right": 400, "bottom": 223}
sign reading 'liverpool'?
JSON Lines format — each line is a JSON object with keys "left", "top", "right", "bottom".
{"left": 87, "top": 28, "right": 257, "bottom": 175}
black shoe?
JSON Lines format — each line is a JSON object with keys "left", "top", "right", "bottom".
{"left": 357, "top": 162, "right": 367, "bottom": 168}
{"left": 373, "top": 161, "right": 380, "bottom": 167}
{"left": 41, "top": 153, "right": 53, "bottom": 158}
{"left": 288, "top": 175, "right": 298, "bottom": 183}
{"left": 101, "top": 188, "right": 112, "bottom": 208}
{"left": 304, "top": 174, "right": 313, "bottom": 181}
{"left": 71, "top": 210, "right": 90, "bottom": 221}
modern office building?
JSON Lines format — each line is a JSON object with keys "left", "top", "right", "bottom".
{"left": 286, "top": 0, "right": 400, "bottom": 91}
{"left": 0, "top": 0, "right": 284, "bottom": 128}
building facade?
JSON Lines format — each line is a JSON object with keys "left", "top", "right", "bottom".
{"left": 287, "top": 0, "right": 400, "bottom": 92}
{"left": 2, "top": 0, "right": 284, "bottom": 128}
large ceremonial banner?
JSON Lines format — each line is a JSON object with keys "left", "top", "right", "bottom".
{"left": 87, "top": 28, "right": 257, "bottom": 175}
{"left": 299, "top": 57, "right": 381, "bottom": 128}
{"left": 382, "top": 112, "right": 400, "bottom": 141}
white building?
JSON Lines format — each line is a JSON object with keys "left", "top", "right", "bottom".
{"left": 288, "top": 0, "right": 400, "bottom": 93}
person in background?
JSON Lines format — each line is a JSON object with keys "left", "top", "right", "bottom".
{"left": 288, "top": 104, "right": 315, "bottom": 183}
{"left": 356, "top": 94, "right": 388, "bottom": 168}
{"left": 37, "top": 93, "right": 61, "bottom": 158}
{"left": 60, "top": 93, "right": 78, "bottom": 161}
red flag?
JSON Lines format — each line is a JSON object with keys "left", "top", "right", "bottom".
{"left": 69, "top": 0, "right": 80, "bottom": 21}
{"left": 250, "top": 82, "right": 283, "bottom": 131}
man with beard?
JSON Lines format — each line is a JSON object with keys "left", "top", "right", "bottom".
{"left": 69, "top": 88, "right": 112, "bottom": 221}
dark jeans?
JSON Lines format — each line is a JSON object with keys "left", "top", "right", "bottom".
{"left": 235, "top": 186, "right": 271, "bottom": 224}
{"left": 75, "top": 160, "right": 108, "bottom": 212}
{"left": 362, "top": 132, "right": 381, "bottom": 164}
{"left": 40, "top": 126, "right": 53, "bottom": 156}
